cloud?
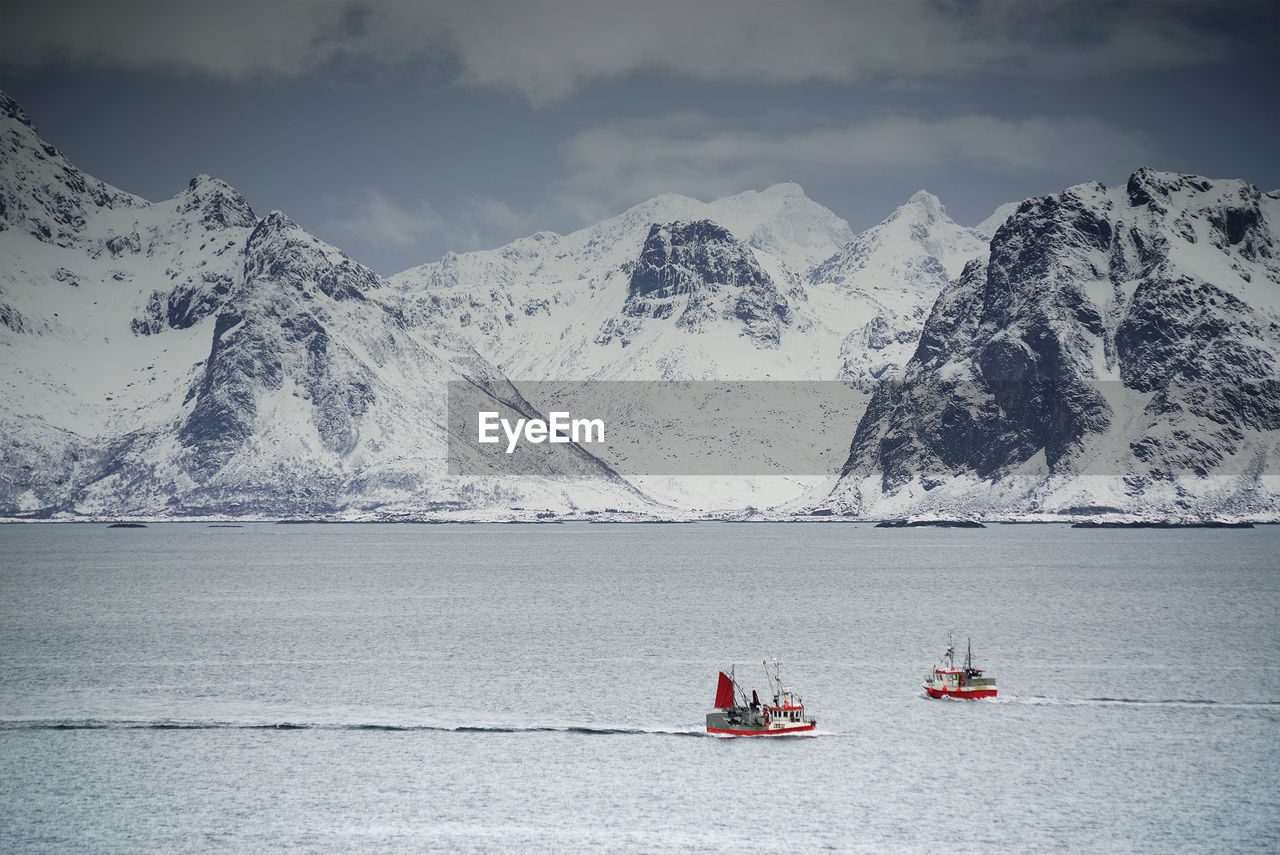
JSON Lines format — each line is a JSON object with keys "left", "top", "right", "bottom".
{"left": 2, "top": 0, "right": 369, "bottom": 79}
{"left": 332, "top": 188, "right": 536, "bottom": 253}
{"left": 3, "top": 0, "right": 1273, "bottom": 100}
{"left": 332, "top": 189, "right": 444, "bottom": 249}
{"left": 555, "top": 113, "right": 1151, "bottom": 216}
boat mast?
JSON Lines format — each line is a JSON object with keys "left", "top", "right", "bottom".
{"left": 730, "top": 665, "right": 746, "bottom": 708}
{"left": 764, "top": 659, "right": 783, "bottom": 708}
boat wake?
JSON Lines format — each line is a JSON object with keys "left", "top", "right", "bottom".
{"left": 987, "top": 696, "right": 1280, "bottom": 709}
{"left": 0, "top": 718, "right": 711, "bottom": 736}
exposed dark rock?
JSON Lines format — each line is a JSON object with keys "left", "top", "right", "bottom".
{"left": 179, "top": 175, "right": 257, "bottom": 230}
{"left": 834, "top": 168, "right": 1280, "bottom": 515}
{"left": 615, "top": 220, "right": 791, "bottom": 348}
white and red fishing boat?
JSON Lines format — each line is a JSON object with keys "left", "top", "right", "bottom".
{"left": 706, "top": 659, "right": 816, "bottom": 736}
{"left": 923, "top": 634, "right": 997, "bottom": 699}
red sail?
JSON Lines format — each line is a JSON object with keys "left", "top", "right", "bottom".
{"left": 714, "top": 672, "right": 736, "bottom": 708}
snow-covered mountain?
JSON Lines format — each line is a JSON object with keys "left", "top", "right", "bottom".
{"left": 393, "top": 184, "right": 1001, "bottom": 390}
{"left": 828, "top": 168, "right": 1280, "bottom": 520}
{"left": 0, "top": 91, "right": 650, "bottom": 518}
{"left": 810, "top": 190, "right": 994, "bottom": 391}
{"left": 3, "top": 85, "right": 1020, "bottom": 518}
{"left": 22, "top": 88, "right": 1273, "bottom": 522}
{"left": 392, "top": 183, "right": 855, "bottom": 381}
{"left": 390, "top": 183, "right": 1009, "bottom": 510}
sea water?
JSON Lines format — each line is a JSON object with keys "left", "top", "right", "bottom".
{"left": 1, "top": 522, "right": 1277, "bottom": 853}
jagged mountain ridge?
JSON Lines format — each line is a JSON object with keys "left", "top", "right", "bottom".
{"left": 810, "top": 190, "right": 993, "bottom": 390}
{"left": 0, "top": 86, "right": 1019, "bottom": 517}
{"left": 0, "top": 91, "right": 649, "bottom": 517}
{"left": 20, "top": 90, "right": 1273, "bottom": 520}
{"left": 0, "top": 92, "right": 145, "bottom": 247}
{"left": 393, "top": 184, "right": 1002, "bottom": 387}
{"left": 829, "top": 168, "right": 1280, "bottom": 519}
{"left": 606, "top": 219, "right": 794, "bottom": 349}
{"left": 391, "top": 184, "right": 1005, "bottom": 512}
{"left": 392, "top": 182, "right": 854, "bottom": 381}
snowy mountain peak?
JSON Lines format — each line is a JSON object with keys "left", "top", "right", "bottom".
{"left": 760, "top": 181, "right": 806, "bottom": 197}
{"left": 902, "top": 189, "right": 947, "bottom": 222}
{"left": 613, "top": 218, "right": 791, "bottom": 348}
{"left": 1123, "top": 167, "right": 1269, "bottom": 244}
{"left": 245, "top": 211, "right": 379, "bottom": 302}
{"left": 1126, "top": 166, "right": 1211, "bottom": 206}
{"left": 260, "top": 209, "right": 297, "bottom": 230}
{"left": 804, "top": 189, "right": 995, "bottom": 389}
{"left": 724, "top": 183, "right": 855, "bottom": 276}
{"left": 585, "top": 183, "right": 852, "bottom": 277}
{"left": 176, "top": 174, "right": 256, "bottom": 229}
{"left": 830, "top": 167, "right": 1280, "bottom": 519}
{"left": 631, "top": 219, "right": 734, "bottom": 266}
{"left": 0, "top": 90, "right": 144, "bottom": 246}
{"left": 621, "top": 182, "right": 809, "bottom": 221}
{"left": 1, "top": 90, "right": 34, "bottom": 128}
{"left": 811, "top": 189, "right": 988, "bottom": 286}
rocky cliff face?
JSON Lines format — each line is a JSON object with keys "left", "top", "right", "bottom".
{"left": 830, "top": 169, "right": 1280, "bottom": 518}
{"left": 129, "top": 176, "right": 259, "bottom": 335}
{"left": 608, "top": 219, "right": 792, "bottom": 348}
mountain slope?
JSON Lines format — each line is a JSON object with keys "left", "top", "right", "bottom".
{"left": 390, "top": 185, "right": 1006, "bottom": 511}
{"left": 0, "top": 92, "right": 145, "bottom": 247}
{"left": 393, "top": 185, "right": 1001, "bottom": 388}
{"left": 809, "top": 190, "right": 994, "bottom": 391}
{"left": 392, "top": 182, "right": 860, "bottom": 381}
{"left": 0, "top": 91, "right": 650, "bottom": 518}
{"left": 829, "top": 169, "right": 1280, "bottom": 519}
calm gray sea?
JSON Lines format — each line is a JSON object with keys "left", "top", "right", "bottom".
{"left": 1, "top": 522, "right": 1277, "bottom": 853}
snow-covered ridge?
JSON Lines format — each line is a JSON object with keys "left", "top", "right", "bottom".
{"left": 385, "top": 181, "right": 1006, "bottom": 510}
{"left": 1, "top": 91, "right": 146, "bottom": 249}
{"left": 0, "top": 90, "right": 651, "bottom": 518}
{"left": 392, "top": 182, "right": 1004, "bottom": 388}
{"left": 808, "top": 190, "right": 994, "bottom": 391}
{"left": 830, "top": 167, "right": 1280, "bottom": 520}
{"left": 14, "top": 86, "right": 1269, "bottom": 521}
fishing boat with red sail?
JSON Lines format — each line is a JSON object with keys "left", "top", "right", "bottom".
{"left": 706, "top": 659, "right": 816, "bottom": 736}
{"left": 923, "top": 634, "right": 997, "bottom": 699}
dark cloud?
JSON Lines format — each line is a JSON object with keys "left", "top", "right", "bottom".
{"left": 4, "top": 0, "right": 1275, "bottom": 101}
{"left": 553, "top": 112, "right": 1150, "bottom": 221}
{"left": 3, "top": 0, "right": 1275, "bottom": 273}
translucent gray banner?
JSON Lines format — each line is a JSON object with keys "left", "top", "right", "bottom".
{"left": 447, "top": 381, "right": 868, "bottom": 476}
{"left": 446, "top": 378, "right": 1279, "bottom": 478}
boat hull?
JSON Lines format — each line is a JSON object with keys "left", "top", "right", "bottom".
{"left": 706, "top": 722, "right": 817, "bottom": 736}
{"left": 923, "top": 686, "right": 997, "bottom": 700}
{"left": 705, "top": 711, "right": 815, "bottom": 736}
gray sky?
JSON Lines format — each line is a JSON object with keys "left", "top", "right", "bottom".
{"left": 3, "top": 0, "right": 1278, "bottom": 275}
